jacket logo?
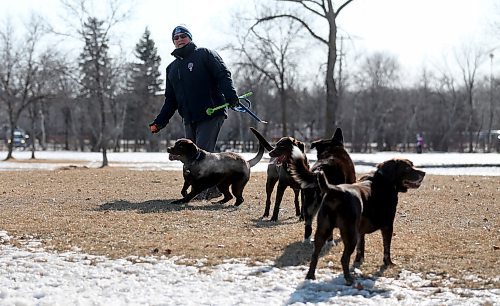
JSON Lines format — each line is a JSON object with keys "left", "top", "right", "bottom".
{"left": 188, "top": 62, "right": 193, "bottom": 71}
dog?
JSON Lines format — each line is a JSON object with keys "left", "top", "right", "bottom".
{"left": 167, "top": 137, "right": 264, "bottom": 206}
{"left": 289, "top": 127, "right": 356, "bottom": 240}
{"left": 305, "top": 158, "right": 425, "bottom": 285}
{"left": 250, "top": 127, "right": 307, "bottom": 221}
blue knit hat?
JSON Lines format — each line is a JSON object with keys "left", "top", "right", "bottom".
{"left": 172, "top": 25, "right": 192, "bottom": 41}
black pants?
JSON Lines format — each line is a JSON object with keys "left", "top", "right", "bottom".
{"left": 185, "top": 115, "right": 225, "bottom": 198}
{"left": 184, "top": 115, "right": 224, "bottom": 152}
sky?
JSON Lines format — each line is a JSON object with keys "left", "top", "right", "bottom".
{"left": 0, "top": 0, "right": 498, "bottom": 83}
{"left": 0, "top": 151, "right": 499, "bottom": 305}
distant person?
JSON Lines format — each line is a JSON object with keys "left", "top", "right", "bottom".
{"left": 416, "top": 133, "right": 424, "bottom": 154}
{"left": 149, "top": 25, "right": 240, "bottom": 199}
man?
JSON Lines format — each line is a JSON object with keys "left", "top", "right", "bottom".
{"left": 149, "top": 25, "right": 240, "bottom": 199}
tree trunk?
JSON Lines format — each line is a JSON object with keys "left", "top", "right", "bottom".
{"left": 280, "top": 89, "right": 288, "bottom": 135}
{"left": 324, "top": 11, "right": 338, "bottom": 137}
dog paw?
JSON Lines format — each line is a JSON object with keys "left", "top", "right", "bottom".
{"left": 344, "top": 276, "right": 354, "bottom": 286}
{"left": 383, "top": 258, "right": 395, "bottom": 267}
{"left": 384, "top": 261, "right": 396, "bottom": 268}
{"left": 214, "top": 198, "right": 230, "bottom": 205}
{"left": 305, "top": 273, "right": 316, "bottom": 280}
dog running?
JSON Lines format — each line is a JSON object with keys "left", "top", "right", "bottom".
{"left": 289, "top": 127, "right": 356, "bottom": 240}
{"left": 305, "top": 158, "right": 425, "bottom": 285}
{"left": 167, "top": 136, "right": 264, "bottom": 206}
{"left": 250, "top": 127, "right": 307, "bottom": 221}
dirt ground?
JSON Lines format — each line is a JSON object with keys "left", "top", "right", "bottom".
{"left": 0, "top": 166, "right": 498, "bottom": 289}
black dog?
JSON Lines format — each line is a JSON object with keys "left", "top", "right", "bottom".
{"left": 167, "top": 138, "right": 264, "bottom": 206}
{"left": 290, "top": 127, "right": 356, "bottom": 240}
{"left": 250, "top": 127, "right": 307, "bottom": 221}
{"left": 306, "top": 159, "right": 426, "bottom": 285}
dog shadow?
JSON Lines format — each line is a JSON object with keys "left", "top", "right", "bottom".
{"left": 286, "top": 271, "right": 392, "bottom": 305}
{"left": 274, "top": 240, "right": 313, "bottom": 267}
{"left": 93, "top": 199, "right": 237, "bottom": 214}
{"left": 274, "top": 239, "right": 336, "bottom": 268}
{"left": 276, "top": 241, "right": 393, "bottom": 303}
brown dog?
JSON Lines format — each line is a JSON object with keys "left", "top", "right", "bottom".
{"left": 306, "top": 158, "right": 425, "bottom": 285}
{"left": 167, "top": 138, "right": 264, "bottom": 206}
{"left": 290, "top": 127, "right": 356, "bottom": 240}
{"left": 250, "top": 127, "right": 307, "bottom": 221}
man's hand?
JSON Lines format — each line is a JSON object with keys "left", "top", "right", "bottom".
{"left": 149, "top": 122, "right": 159, "bottom": 134}
{"left": 228, "top": 98, "right": 239, "bottom": 108}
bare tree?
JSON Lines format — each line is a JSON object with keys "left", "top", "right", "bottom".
{"left": 58, "top": 0, "right": 132, "bottom": 166}
{"left": 253, "top": 0, "right": 354, "bottom": 137}
{"left": 0, "top": 16, "right": 52, "bottom": 160}
{"left": 233, "top": 14, "right": 303, "bottom": 136}
{"left": 486, "top": 53, "right": 496, "bottom": 152}
{"left": 455, "top": 46, "right": 485, "bottom": 152}
{"left": 432, "top": 73, "right": 466, "bottom": 151}
{"left": 351, "top": 52, "right": 400, "bottom": 151}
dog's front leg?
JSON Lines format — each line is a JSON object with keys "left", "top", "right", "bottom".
{"left": 180, "top": 181, "right": 190, "bottom": 197}
{"left": 302, "top": 188, "right": 318, "bottom": 241}
{"left": 306, "top": 231, "right": 328, "bottom": 280}
{"left": 299, "top": 190, "right": 305, "bottom": 221}
{"left": 381, "top": 226, "right": 395, "bottom": 266}
{"left": 263, "top": 177, "right": 278, "bottom": 218}
{"left": 270, "top": 183, "right": 287, "bottom": 221}
{"left": 292, "top": 188, "right": 301, "bottom": 218}
{"left": 172, "top": 185, "right": 205, "bottom": 204}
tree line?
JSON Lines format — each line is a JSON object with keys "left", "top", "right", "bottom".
{"left": 1, "top": 0, "right": 499, "bottom": 165}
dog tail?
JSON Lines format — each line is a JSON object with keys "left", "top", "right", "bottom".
{"left": 248, "top": 143, "right": 265, "bottom": 168}
{"left": 289, "top": 146, "right": 316, "bottom": 189}
{"left": 317, "top": 171, "right": 345, "bottom": 212}
{"left": 250, "top": 127, "right": 274, "bottom": 151}
{"left": 317, "top": 170, "right": 339, "bottom": 194}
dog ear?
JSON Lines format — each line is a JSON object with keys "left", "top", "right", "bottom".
{"left": 376, "top": 159, "right": 397, "bottom": 182}
{"left": 310, "top": 140, "right": 319, "bottom": 150}
{"left": 332, "top": 127, "right": 344, "bottom": 144}
{"left": 186, "top": 140, "right": 199, "bottom": 157}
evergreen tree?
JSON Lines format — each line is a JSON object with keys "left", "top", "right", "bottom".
{"left": 79, "top": 17, "right": 112, "bottom": 164}
{"left": 125, "top": 27, "right": 162, "bottom": 151}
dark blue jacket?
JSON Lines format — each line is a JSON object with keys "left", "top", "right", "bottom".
{"left": 153, "top": 42, "right": 239, "bottom": 128}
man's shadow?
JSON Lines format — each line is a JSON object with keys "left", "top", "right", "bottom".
{"left": 93, "top": 199, "right": 237, "bottom": 214}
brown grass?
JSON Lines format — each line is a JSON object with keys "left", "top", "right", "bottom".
{"left": 0, "top": 167, "right": 498, "bottom": 288}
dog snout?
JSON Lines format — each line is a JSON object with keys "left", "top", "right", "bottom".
{"left": 414, "top": 169, "right": 426, "bottom": 183}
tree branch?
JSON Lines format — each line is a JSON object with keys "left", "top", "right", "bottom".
{"left": 252, "top": 14, "right": 328, "bottom": 45}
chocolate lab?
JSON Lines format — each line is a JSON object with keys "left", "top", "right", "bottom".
{"left": 289, "top": 127, "right": 356, "bottom": 240}
{"left": 167, "top": 138, "right": 264, "bottom": 206}
{"left": 250, "top": 127, "right": 307, "bottom": 221}
{"left": 306, "top": 158, "right": 425, "bottom": 285}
